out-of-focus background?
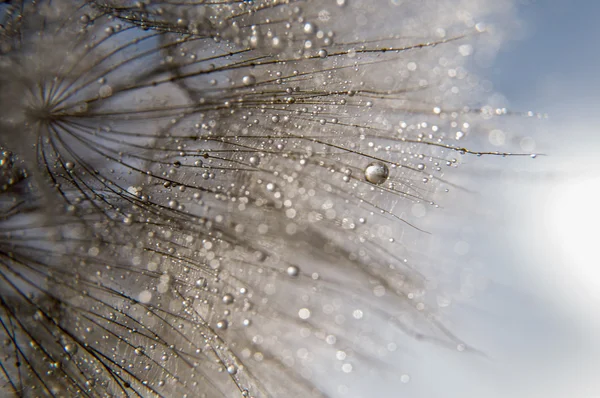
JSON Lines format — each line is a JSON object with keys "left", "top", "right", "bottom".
{"left": 370, "top": 1, "right": 600, "bottom": 397}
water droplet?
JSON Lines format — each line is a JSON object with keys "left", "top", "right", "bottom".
{"left": 298, "top": 308, "right": 311, "bottom": 320}
{"left": 364, "top": 162, "right": 389, "bottom": 185}
{"left": 216, "top": 320, "right": 228, "bottom": 330}
{"left": 63, "top": 343, "right": 77, "bottom": 355}
{"left": 249, "top": 156, "right": 260, "bottom": 166}
{"left": 138, "top": 290, "right": 152, "bottom": 303}
{"left": 286, "top": 265, "right": 300, "bottom": 277}
{"left": 195, "top": 277, "right": 207, "bottom": 288}
{"left": 242, "top": 75, "right": 256, "bottom": 86}
{"left": 222, "top": 294, "right": 234, "bottom": 305}
{"left": 99, "top": 85, "right": 113, "bottom": 98}
{"left": 303, "top": 22, "right": 316, "bottom": 34}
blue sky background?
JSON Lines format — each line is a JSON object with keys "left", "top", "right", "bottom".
{"left": 492, "top": 0, "right": 600, "bottom": 110}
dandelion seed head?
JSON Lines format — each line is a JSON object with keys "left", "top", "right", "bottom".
{"left": 0, "top": 0, "right": 528, "bottom": 396}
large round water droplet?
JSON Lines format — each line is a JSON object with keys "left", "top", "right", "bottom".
{"left": 364, "top": 162, "right": 389, "bottom": 185}
{"left": 242, "top": 75, "right": 256, "bottom": 86}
